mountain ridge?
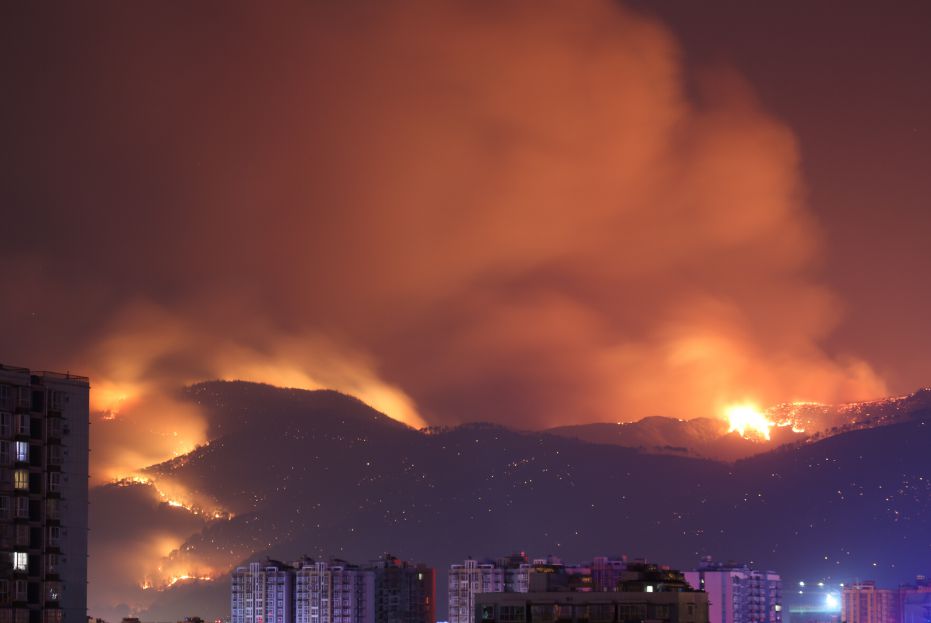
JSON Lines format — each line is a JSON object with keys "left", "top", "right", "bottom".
{"left": 87, "top": 381, "right": 931, "bottom": 622}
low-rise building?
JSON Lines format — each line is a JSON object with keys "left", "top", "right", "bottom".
{"left": 475, "top": 564, "right": 708, "bottom": 623}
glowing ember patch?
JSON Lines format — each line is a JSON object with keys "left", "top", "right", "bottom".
{"left": 725, "top": 403, "right": 774, "bottom": 441}
{"left": 113, "top": 474, "right": 233, "bottom": 520}
{"left": 141, "top": 574, "right": 214, "bottom": 591}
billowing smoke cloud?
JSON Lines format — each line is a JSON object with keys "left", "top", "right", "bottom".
{"left": 2, "top": 0, "right": 886, "bottom": 484}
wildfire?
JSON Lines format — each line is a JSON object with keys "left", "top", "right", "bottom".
{"left": 114, "top": 475, "right": 233, "bottom": 520}
{"left": 724, "top": 403, "right": 775, "bottom": 441}
{"left": 93, "top": 386, "right": 136, "bottom": 420}
{"left": 141, "top": 574, "right": 215, "bottom": 591}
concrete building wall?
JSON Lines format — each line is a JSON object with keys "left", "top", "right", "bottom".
{"left": 232, "top": 561, "right": 295, "bottom": 623}
{"left": 474, "top": 590, "right": 710, "bottom": 623}
{"left": 0, "top": 365, "right": 89, "bottom": 623}
{"left": 685, "top": 564, "right": 781, "bottom": 623}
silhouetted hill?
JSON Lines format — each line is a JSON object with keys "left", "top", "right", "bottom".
{"left": 184, "top": 380, "right": 417, "bottom": 439}
{"left": 89, "top": 382, "right": 931, "bottom": 622}
{"left": 545, "top": 416, "right": 807, "bottom": 460}
{"left": 545, "top": 389, "right": 931, "bottom": 460}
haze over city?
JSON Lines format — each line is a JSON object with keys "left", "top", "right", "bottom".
{"left": 1, "top": 1, "right": 930, "bottom": 622}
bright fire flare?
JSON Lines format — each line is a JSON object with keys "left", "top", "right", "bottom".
{"left": 141, "top": 574, "right": 215, "bottom": 591}
{"left": 725, "top": 403, "right": 775, "bottom": 441}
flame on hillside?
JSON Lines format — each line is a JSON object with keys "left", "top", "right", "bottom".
{"left": 114, "top": 474, "right": 233, "bottom": 520}
{"left": 141, "top": 574, "right": 215, "bottom": 591}
{"left": 724, "top": 401, "right": 812, "bottom": 440}
{"left": 725, "top": 403, "right": 775, "bottom": 440}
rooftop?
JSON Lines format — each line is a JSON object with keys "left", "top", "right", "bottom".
{"left": 0, "top": 363, "right": 89, "bottom": 383}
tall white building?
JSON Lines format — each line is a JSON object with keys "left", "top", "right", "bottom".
{"left": 449, "top": 560, "right": 503, "bottom": 623}
{"left": 232, "top": 561, "right": 296, "bottom": 623}
{"left": 684, "top": 560, "right": 781, "bottom": 623}
{"left": 295, "top": 559, "right": 374, "bottom": 623}
{"left": 448, "top": 556, "right": 532, "bottom": 623}
{"left": 0, "top": 364, "right": 89, "bottom": 623}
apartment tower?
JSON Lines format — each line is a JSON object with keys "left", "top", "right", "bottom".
{"left": 0, "top": 365, "right": 89, "bottom": 623}
{"left": 684, "top": 560, "right": 782, "bottom": 623}
{"left": 232, "top": 560, "right": 296, "bottom": 623}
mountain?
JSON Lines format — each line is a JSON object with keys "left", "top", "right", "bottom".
{"left": 543, "top": 416, "right": 803, "bottom": 461}
{"left": 88, "top": 382, "right": 931, "bottom": 622}
{"left": 546, "top": 389, "right": 931, "bottom": 460}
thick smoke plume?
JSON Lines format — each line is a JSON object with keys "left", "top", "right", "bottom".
{"left": 1, "top": 0, "right": 886, "bottom": 482}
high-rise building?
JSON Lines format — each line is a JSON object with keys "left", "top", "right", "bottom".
{"left": 450, "top": 556, "right": 536, "bottom": 623}
{"left": 899, "top": 577, "right": 931, "bottom": 623}
{"left": 683, "top": 560, "right": 781, "bottom": 623}
{"left": 475, "top": 563, "right": 709, "bottom": 623}
{"left": 496, "top": 555, "right": 532, "bottom": 595}
{"left": 239, "top": 556, "right": 434, "bottom": 623}
{"left": 0, "top": 364, "right": 89, "bottom": 623}
{"left": 592, "top": 557, "right": 629, "bottom": 593}
{"left": 371, "top": 555, "right": 434, "bottom": 623}
{"left": 232, "top": 560, "right": 296, "bottom": 623}
{"left": 842, "top": 583, "right": 897, "bottom": 623}
{"left": 295, "top": 560, "right": 373, "bottom": 623}
{"left": 296, "top": 561, "right": 334, "bottom": 623}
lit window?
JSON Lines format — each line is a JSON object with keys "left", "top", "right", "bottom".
{"left": 13, "top": 471, "right": 28, "bottom": 491}
{"left": 12, "top": 552, "right": 27, "bottom": 572}
{"left": 14, "top": 443, "right": 27, "bottom": 463}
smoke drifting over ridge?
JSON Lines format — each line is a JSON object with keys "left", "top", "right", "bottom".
{"left": 2, "top": 0, "right": 886, "bottom": 478}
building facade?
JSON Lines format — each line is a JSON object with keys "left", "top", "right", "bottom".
{"left": 592, "top": 558, "right": 628, "bottom": 594}
{"left": 684, "top": 560, "right": 782, "bottom": 623}
{"left": 899, "top": 577, "right": 931, "bottom": 623}
{"left": 371, "top": 555, "right": 434, "bottom": 623}
{"left": 232, "top": 561, "right": 296, "bottom": 623}
{"left": 449, "top": 560, "right": 505, "bottom": 623}
{"left": 842, "top": 583, "right": 897, "bottom": 623}
{"left": 236, "top": 557, "right": 434, "bottom": 623}
{"left": 0, "top": 365, "right": 89, "bottom": 623}
{"left": 475, "top": 564, "right": 709, "bottom": 623}
{"left": 295, "top": 560, "right": 374, "bottom": 623}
